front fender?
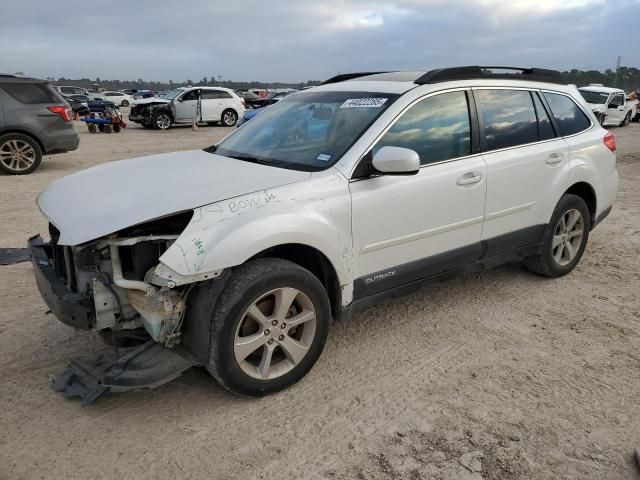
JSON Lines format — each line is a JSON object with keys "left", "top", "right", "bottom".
{"left": 158, "top": 171, "right": 353, "bottom": 285}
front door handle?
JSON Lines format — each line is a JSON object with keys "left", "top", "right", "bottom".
{"left": 545, "top": 153, "right": 564, "bottom": 165}
{"left": 457, "top": 172, "right": 483, "bottom": 186}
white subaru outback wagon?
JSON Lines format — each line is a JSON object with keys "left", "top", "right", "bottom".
{"left": 30, "top": 66, "right": 618, "bottom": 403}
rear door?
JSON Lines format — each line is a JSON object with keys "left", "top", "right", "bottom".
{"left": 200, "top": 89, "right": 229, "bottom": 121}
{"left": 174, "top": 89, "right": 199, "bottom": 122}
{"left": 475, "top": 88, "right": 570, "bottom": 253}
{"left": 350, "top": 90, "right": 487, "bottom": 298}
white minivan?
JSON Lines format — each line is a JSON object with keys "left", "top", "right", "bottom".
{"left": 31, "top": 67, "right": 618, "bottom": 403}
{"left": 129, "top": 86, "right": 245, "bottom": 129}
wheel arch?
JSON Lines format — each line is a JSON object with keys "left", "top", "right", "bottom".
{"left": 249, "top": 243, "right": 342, "bottom": 319}
{"left": 0, "top": 128, "right": 46, "bottom": 153}
{"left": 564, "top": 182, "right": 596, "bottom": 228}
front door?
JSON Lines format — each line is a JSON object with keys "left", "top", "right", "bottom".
{"left": 350, "top": 90, "right": 487, "bottom": 299}
{"left": 606, "top": 92, "right": 625, "bottom": 125}
{"left": 174, "top": 89, "right": 199, "bottom": 122}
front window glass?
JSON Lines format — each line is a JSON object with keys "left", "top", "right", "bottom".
{"left": 579, "top": 90, "right": 609, "bottom": 104}
{"left": 373, "top": 91, "right": 471, "bottom": 165}
{"left": 215, "top": 91, "right": 398, "bottom": 171}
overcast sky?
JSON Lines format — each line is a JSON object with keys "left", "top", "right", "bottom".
{"left": 1, "top": 0, "right": 638, "bottom": 83}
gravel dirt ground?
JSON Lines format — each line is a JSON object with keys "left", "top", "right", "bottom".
{"left": 1, "top": 117, "right": 639, "bottom": 480}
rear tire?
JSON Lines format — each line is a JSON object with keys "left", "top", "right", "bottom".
{"left": 194, "top": 258, "right": 331, "bottom": 397}
{"left": 121, "top": 100, "right": 129, "bottom": 107}
{"left": 0, "top": 133, "right": 42, "bottom": 175}
{"left": 221, "top": 109, "right": 238, "bottom": 127}
{"left": 524, "top": 194, "right": 590, "bottom": 278}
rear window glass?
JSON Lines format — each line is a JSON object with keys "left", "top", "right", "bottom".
{"left": 543, "top": 92, "right": 591, "bottom": 136}
{"left": 476, "top": 89, "right": 539, "bottom": 150}
{"left": 1, "top": 83, "right": 59, "bottom": 104}
{"left": 532, "top": 92, "right": 556, "bottom": 140}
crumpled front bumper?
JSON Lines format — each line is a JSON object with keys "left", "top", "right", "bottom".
{"left": 28, "top": 235, "right": 93, "bottom": 330}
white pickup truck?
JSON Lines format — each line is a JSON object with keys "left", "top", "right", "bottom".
{"left": 578, "top": 84, "right": 636, "bottom": 127}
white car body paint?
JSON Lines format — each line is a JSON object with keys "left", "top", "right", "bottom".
{"left": 37, "top": 150, "right": 310, "bottom": 245}
{"left": 101, "top": 91, "right": 134, "bottom": 106}
{"left": 36, "top": 76, "right": 618, "bottom": 312}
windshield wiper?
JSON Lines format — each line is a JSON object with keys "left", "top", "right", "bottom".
{"left": 227, "top": 153, "right": 292, "bottom": 168}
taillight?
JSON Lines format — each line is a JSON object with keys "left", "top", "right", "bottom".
{"left": 241, "top": 98, "right": 246, "bottom": 108}
{"left": 47, "top": 105, "right": 71, "bottom": 122}
{"left": 603, "top": 131, "right": 616, "bottom": 152}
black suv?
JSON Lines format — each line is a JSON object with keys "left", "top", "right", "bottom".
{"left": 0, "top": 75, "right": 79, "bottom": 175}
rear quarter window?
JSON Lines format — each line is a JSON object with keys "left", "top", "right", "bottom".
{"left": 543, "top": 92, "right": 591, "bottom": 136}
{"left": 0, "top": 82, "right": 59, "bottom": 104}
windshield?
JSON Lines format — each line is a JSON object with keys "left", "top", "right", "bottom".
{"left": 214, "top": 91, "right": 399, "bottom": 171}
{"left": 161, "top": 88, "right": 184, "bottom": 100}
{"left": 579, "top": 89, "right": 610, "bottom": 104}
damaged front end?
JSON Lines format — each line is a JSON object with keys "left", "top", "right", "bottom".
{"left": 28, "top": 213, "right": 213, "bottom": 404}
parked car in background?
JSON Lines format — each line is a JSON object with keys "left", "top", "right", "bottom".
{"left": 578, "top": 85, "right": 636, "bottom": 127}
{"left": 0, "top": 75, "right": 79, "bottom": 174}
{"left": 86, "top": 90, "right": 105, "bottom": 100}
{"left": 129, "top": 86, "right": 245, "bottom": 129}
{"left": 236, "top": 105, "right": 268, "bottom": 127}
{"left": 62, "top": 95, "right": 90, "bottom": 118}
{"left": 133, "top": 90, "right": 155, "bottom": 100}
{"left": 101, "top": 91, "right": 134, "bottom": 107}
{"left": 627, "top": 89, "right": 640, "bottom": 122}
{"left": 67, "top": 94, "right": 118, "bottom": 113}
{"left": 31, "top": 67, "right": 618, "bottom": 402}
{"left": 53, "top": 85, "right": 89, "bottom": 97}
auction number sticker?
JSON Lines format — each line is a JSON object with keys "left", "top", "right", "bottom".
{"left": 341, "top": 98, "right": 388, "bottom": 108}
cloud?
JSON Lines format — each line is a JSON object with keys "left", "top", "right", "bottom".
{"left": 0, "top": 0, "right": 637, "bottom": 82}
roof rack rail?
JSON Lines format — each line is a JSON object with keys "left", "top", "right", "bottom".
{"left": 321, "top": 71, "right": 391, "bottom": 85}
{"left": 415, "top": 66, "right": 565, "bottom": 85}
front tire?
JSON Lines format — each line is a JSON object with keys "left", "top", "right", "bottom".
{"left": 524, "top": 194, "right": 590, "bottom": 278}
{"left": 198, "top": 258, "right": 331, "bottom": 397}
{"left": 154, "top": 111, "right": 172, "bottom": 130}
{"left": 0, "top": 133, "right": 42, "bottom": 175}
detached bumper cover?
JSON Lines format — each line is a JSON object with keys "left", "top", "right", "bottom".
{"left": 28, "top": 235, "right": 93, "bottom": 330}
{"left": 51, "top": 340, "right": 201, "bottom": 405}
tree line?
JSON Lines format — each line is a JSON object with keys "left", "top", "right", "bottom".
{"left": 46, "top": 67, "right": 640, "bottom": 92}
{"left": 46, "top": 76, "right": 321, "bottom": 92}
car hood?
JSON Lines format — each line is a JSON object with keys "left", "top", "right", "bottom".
{"left": 37, "top": 150, "right": 311, "bottom": 245}
{"left": 133, "top": 97, "right": 170, "bottom": 105}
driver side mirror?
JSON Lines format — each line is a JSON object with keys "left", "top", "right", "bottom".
{"left": 372, "top": 146, "right": 420, "bottom": 175}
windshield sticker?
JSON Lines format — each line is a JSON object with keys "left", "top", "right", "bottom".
{"left": 340, "top": 98, "right": 388, "bottom": 109}
{"left": 316, "top": 153, "right": 332, "bottom": 162}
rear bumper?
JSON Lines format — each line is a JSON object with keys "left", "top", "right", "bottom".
{"left": 28, "top": 235, "right": 93, "bottom": 330}
{"left": 44, "top": 131, "right": 80, "bottom": 154}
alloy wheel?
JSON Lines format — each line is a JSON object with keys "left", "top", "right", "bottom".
{"left": 223, "top": 111, "right": 237, "bottom": 126}
{"left": 551, "top": 209, "right": 584, "bottom": 266}
{"left": 0, "top": 139, "right": 36, "bottom": 172}
{"left": 234, "top": 287, "right": 317, "bottom": 380}
{"left": 156, "top": 114, "right": 171, "bottom": 129}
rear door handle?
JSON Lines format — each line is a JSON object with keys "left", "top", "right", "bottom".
{"left": 457, "top": 172, "right": 483, "bottom": 186}
{"left": 545, "top": 153, "right": 564, "bottom": 165}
